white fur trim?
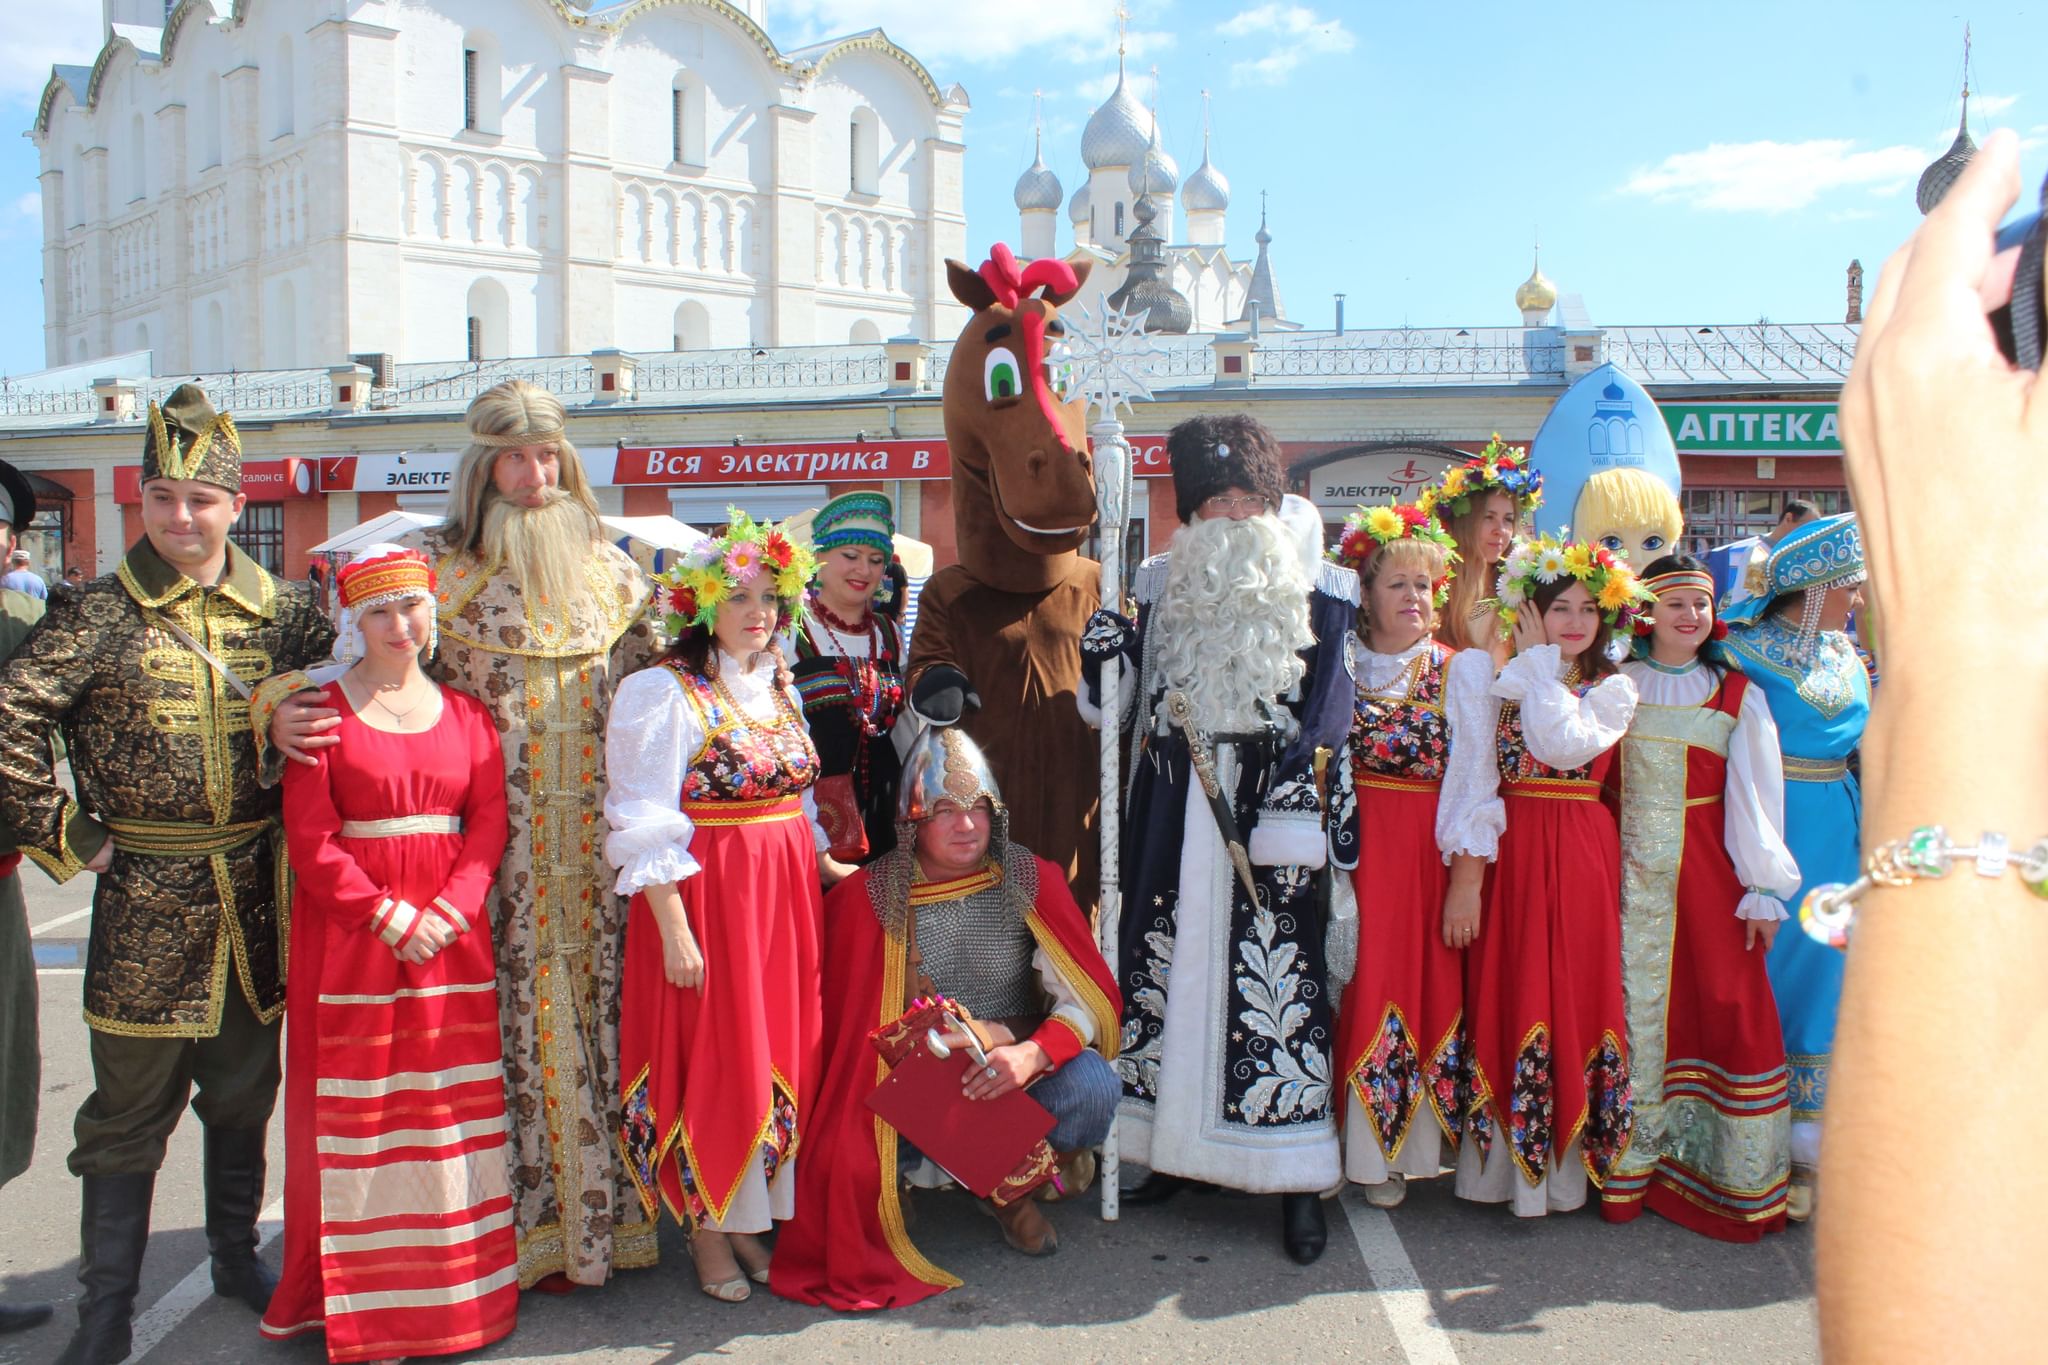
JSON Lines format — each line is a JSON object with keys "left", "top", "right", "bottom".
{"left": 1247, "top": 814, "right": 1327, "bottom": 869}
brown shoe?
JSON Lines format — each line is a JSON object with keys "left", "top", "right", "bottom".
{"left": 1037, "top": 1149, "right": 1097, "bottom": 1203}
{"left": 981, "top": 1195, "right": 1059, "bottom": 1256}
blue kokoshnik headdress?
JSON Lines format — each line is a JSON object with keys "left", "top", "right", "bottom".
{"left": 812, "top": 491, "right": 896, "bottom": 559}
{"left": 1722, "top": 512, "right": 1865, "bottom": 662}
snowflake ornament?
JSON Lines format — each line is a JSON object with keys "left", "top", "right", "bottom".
{"left": 1052, "top": 295, "right": 1165, "bottom": 421}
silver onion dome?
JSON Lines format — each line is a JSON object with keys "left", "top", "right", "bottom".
{"left": 1081, "top": 69, "right": 1153, "bottom": 169}
{"left": 1917, "top": 105, "right": 1977, "bottom": 215}
{"left": 1068, "top": 180, "right": 1092, "bottom": 225}
{"left": 1126, "top": 120, "right": 1179, "bottom": 197}
{"left": 1182, "top": 146, "right": 1229, "bottom": 212}
{"left": 1014, "top": 145, "right": 1063, "bottom": 212}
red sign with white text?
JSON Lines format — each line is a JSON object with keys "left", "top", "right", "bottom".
{"left": 614, "top": 440, "right": 951, "bottom": 485}
{"left": 115, "top": 458, "right": 312, "bottom": 504}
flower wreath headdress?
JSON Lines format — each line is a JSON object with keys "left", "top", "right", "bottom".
{"left": 1488, "top": 530, "right": 1655, "bottom": 640}
{"left": 658, "top": 507, "right": 815, "bottom": 634}
{"left": 1418, "top": 434, "right": 1544, "bottom": 522}
{"left": 1328, "top": 502, "right": 1461, "bottom": 607}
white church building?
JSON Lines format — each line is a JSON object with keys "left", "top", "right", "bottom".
{"left": 1012, "top": 61, "right": 1294, "bottom": 334}
{"left": 32, "top": 0, "right": 971, "bottom": 373}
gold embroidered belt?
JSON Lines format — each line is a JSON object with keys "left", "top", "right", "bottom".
{"left": 105, "top": 817, "right": 274, "bottom": 858}
{"left": 682, "top": 795, "right": 803, "bottom": 827}
{"left": 1355, "top": 772, "right": 1443, "bottom": 794}
{"left": 338, "top": 814, "right": 463, "bottom": 839}
{"left": 1501, "top": 777, "right": 1602, "bottom": 803}
{"left": 1783, "top": 756, "right": 1849, "bottom": 783}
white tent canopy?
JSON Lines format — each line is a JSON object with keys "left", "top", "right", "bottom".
{"left": 309, "top": 510, "right": 709, "bottom": 575}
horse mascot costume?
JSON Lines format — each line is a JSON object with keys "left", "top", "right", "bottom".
{"left": 907, "top": 244, "right": 1102, "bottom": 907}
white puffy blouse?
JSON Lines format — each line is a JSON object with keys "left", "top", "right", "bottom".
{"left": 602, "top": 649, "right": 828, "bottom": 895}
{"left": 1619, "top": 658, "right": 1802, "bottom": 921}
{"left": 1434, "top": 644, "right": 1638, "bottom": 862}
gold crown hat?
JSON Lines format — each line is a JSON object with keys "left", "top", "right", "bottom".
{"left": 142, "top": 383, "right": 242, "bottom": 491}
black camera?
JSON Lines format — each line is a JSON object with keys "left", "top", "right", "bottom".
{"left": 1992, "top": 180, "right": 2048, "bottom": 368}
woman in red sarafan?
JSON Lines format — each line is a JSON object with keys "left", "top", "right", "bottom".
{"left": 1436, "top": 536, "right": 1644, "bottom": 1218}
{"left": 604, "top": 513, "right": 846, "bottom": 1303}
{"left": 1603, "top": 555, "right": 1798, "bottom": 1240}
{"left": 1329, "top": 504, "right": 1469, "bottom": 1210}
{"left": 262, "top": 546, "right": 517, "bottom": 1364}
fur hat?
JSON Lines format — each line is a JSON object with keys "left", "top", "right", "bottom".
{"left": 1166, "top": 414, "right": 1287, "bottom": 523}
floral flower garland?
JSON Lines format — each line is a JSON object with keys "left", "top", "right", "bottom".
{"left": 1489, "top": 531, "right": 1655, "bottom": 640}
{"left": 1418, "top": 434, "right": 1544, "bottom": 522}
{"left": 1328, "top": 502, "right": 1461, "bottom": 607}
{"left": 659, "top": 507, "right": 816, "bottom": 633}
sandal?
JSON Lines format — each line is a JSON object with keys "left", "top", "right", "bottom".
{"left": 690, "top": 1229, "right": 752, "bottom": 1303}
{"left": 729, "top": 1232, "right": 774, "bottom": 1285}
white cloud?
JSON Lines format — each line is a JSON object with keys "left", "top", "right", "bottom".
{"left": 1216, "top": 5, "right": 1355, "bottom": 86}
{"left": 1619, "top": 139, "right": 1928, "bottom": 214}
{"left": 12, "top": 193, "right": 39, "bottom": 220}
{"left": 0, "top": 0, "right": 99, "bottom": 109}
{"left": 1973, "top": 92, "right": 2020, "bottom": 118}
{"left": 771, "top": 0, "right": 1172, "bottom": 70}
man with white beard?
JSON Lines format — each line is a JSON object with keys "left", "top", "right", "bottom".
{"left": 1080, "top": 415, "right": 1359, "bottom": 1264}
{"left": 265, "top": 380, "right": 661, "bottom": 1290}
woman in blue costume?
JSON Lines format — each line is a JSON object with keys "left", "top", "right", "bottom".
{"left": 1719, "top": 513, "right": 1866, "bottom": 1223}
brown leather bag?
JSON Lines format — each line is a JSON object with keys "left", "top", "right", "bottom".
{"left": 813, "top": 772, "right": 869, "bottom": 862}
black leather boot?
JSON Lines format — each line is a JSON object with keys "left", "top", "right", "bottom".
{"left": 1121, "top": 1172, "right": 1219, "bottom": 1206}
{"left": 1281, "top": 1192, "right": 1327, "bottom": 1265}
{"left": 0, "top": 1299, "right": 53, "bottom": 1333}
{"left": 53, "top": 1170, "right": 154, "bottom": 1365}
{"left": 203, "top": 1126, "right": 278, "bottom": 1313}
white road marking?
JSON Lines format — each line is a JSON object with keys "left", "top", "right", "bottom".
{"left": 31, "top": 906, "right": 91, "bottom": 936}
{"left": 1338, "top": 1187, "right": 1461, "bottom": 1365}
{"left": 130, "top": 1200, "right": 284, "bottom": 1362}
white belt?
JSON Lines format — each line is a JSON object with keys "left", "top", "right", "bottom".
{"left": 338, "top": 814, "right": 463, "bottom": 839}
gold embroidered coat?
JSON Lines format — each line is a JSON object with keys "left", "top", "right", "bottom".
{"left": 404, "top": 525, "right": 663, "bottom": 1287}
{"left": 0, "top": 541, "right": 334, "bottom": 1037}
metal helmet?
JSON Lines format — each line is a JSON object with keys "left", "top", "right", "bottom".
{"left": 897, "top": 723, "right": 1005, "bottom": 823}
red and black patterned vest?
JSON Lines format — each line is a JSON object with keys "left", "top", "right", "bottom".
{"left": 1350, "top": 641, "right": 1453, "bottom": 785}
{"left": 665, "top": 661, "right": 820, "bottom": 803}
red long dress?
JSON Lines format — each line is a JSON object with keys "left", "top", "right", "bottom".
{"left": 262, "top": 685, "right": 515, "bottom": 1364}
{"left": 1601, "top": 671, "right": 1791, "bottom": 1239}
{"left": 1338, "top": 642, "right": 1466, "bottom": 1181}
{"left": 618, "top": 662, "right": 824, "bottom": 1229}
{"left": 1461, "top": 690, "right": 1635, "bottom": 1203}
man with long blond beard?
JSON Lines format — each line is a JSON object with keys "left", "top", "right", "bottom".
{"left": 1080, "top": 414, "right": 1359, "bottom": 1265}
{"left": 266, "top": 379, "right": 660, "bottom": 1290}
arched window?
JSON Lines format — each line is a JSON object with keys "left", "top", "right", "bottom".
{"left": 198, "top": 79, "right": 222, "bottom": 169}
{"left": 269, "top": 37, "right": 295, "bottom": 139}
{"left": 670, "top": 72, "right": 706, "bottom": 166}
{"left": 849, "top": 106, "right": 879, "bottom": 196}
{"left": 134, "top": 321, "right": 149, "bottom": 353}
{"left": 271, "top": 279, "right": 298, "bottom": 367}
{"left": 466, "top": 278, "right": 508, "bottom": 361}
{"left": 204, "top": 298, "right": 226, "bottom": 370}
{"left": 1114, "top": 201, "right": 1124, "bottom": 237}
{"left": 848, "top": 319, "right": 881, "bottom": 344}
{"left": 128, "top": 113, "right": 147, "bottom": 201}
{"left": 673, "top": 299, "right": 709, "bottom": 352}
{"left": 461, "top": 32, "right": 502, "bottom": 135}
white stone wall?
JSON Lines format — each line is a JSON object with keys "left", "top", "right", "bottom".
{"left": 33, "top": 0, "right": 966, "bottom": 372}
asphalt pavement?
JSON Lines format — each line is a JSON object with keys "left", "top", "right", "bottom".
{"left": 2, "top": 866, "right": 1819, "bottom": 1365}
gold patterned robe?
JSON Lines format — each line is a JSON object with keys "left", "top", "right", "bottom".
{"left": 407, "top": 526, "right": 662, "bottom": 1287}
{"left": 0, "top": 542, "right": 333, "bottom": 1037}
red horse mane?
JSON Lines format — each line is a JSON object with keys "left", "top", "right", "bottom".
{"left": 977, "top": 242, "right": 1078, "bottom": 311}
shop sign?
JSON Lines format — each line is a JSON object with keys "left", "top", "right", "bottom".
{"left": 1664, "top": 403, "right": 1840, "bottom": 454}
{"left": 115, "top": 458, "right": 310, "bottom": 503}
{"left": 1305, "top": 448, "right": 1457, "bottom": 511}
{"left": 318, "top": 453, "right": 462, "bottom": 493}
{"left": 614, "top": 440, "right": 951, "bottom": 484}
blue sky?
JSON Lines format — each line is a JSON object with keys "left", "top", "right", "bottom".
{"left": 0, "top": 0, "right": 2038, "bottom": 376}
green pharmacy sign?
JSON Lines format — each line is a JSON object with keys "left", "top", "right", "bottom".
{"left": 1663, "top": 403, "right": 1840, "bottom": 454}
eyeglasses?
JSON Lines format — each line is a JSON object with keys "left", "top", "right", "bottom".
{"left": 1200, "top": 494, "right": 1271, "bottom": 516}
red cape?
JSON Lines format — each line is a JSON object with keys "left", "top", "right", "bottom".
{"left": 769, "top": 853, "right": 1120, "bottom": 1311}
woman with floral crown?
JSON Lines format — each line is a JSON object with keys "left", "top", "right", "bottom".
{"left": 786, "top": 492, "right": 908, "bottom": 864}
{"left": 1327, "top": 503, "right": 1471, "bottom": 1210}
{"left": 1601, "top": 553, "right": 1800, "bottom": 1241}
{"left": 1422, "top": 437, "right": 1543, "bottom": 667}
{"left": 603, "top": 512, "right": 853, "bottom": 1303}
{"left": 1436, "top": 533, "right": 1649, "bottom": 1217}
{"left": 262, "top": 546, "right": 517, "bottom": 1363}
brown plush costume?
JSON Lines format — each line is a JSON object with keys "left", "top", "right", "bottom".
{"left": 908, "top": 246, "right": 1101, "bottom": 907}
